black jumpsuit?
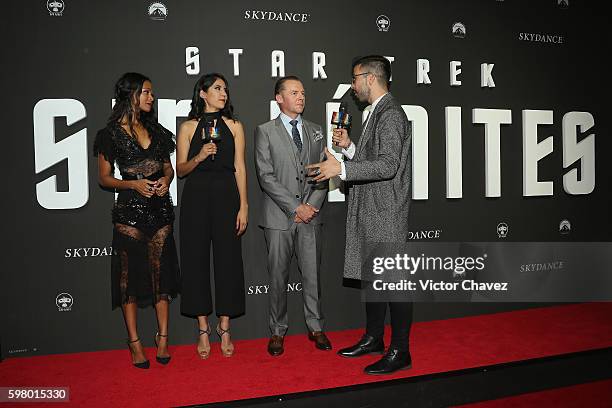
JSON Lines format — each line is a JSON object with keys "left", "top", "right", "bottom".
{"left": 179, "top": 112, "right": 245, "bottom": 317}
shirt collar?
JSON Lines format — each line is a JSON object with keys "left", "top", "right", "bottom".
{"left": 279, "top": 112, "right": 302, "bottom": 127}
{"left": 369, "top": 92, "right": 388, "bottom": 113}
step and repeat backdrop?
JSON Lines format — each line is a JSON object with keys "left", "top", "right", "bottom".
{"left": 3, "top": 0, "right": 609, "bottom": 356}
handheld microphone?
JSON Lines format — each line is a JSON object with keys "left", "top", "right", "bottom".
{"left": 203, "top": 119, "right": 220, "bottom": 161}
{"left": 331, "top": 102, "right": 352, "bottom": 130}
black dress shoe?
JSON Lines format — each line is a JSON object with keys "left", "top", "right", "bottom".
{"left": 337, "top": 334, "right": 385, "bottom": 358}
{"left": 364, "top": 348, "right": 411, "bottom": 375}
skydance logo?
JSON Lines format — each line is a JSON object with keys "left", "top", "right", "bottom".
{"left": 243, "top": 10, "right": 310, "bottom": 23}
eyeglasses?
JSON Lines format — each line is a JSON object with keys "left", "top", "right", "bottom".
{"left": 351, "top": 72, "right": 371, "bottom": 83}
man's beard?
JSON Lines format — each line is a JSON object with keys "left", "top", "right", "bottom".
{"left": 354, "top": 86, "right": 370, "bottom": 103}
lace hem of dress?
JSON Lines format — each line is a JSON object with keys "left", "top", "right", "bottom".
{"left": 112, "top": 223, "right": 178, "bottom": 309}
{"left": 121, "top": 294, "right": 174, "bottom": 306}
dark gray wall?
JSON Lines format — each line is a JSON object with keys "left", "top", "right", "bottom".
{"left": 3, "top": 0, "right": 608, "bottom": 357}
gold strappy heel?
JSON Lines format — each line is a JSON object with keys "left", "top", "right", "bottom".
{"left": 216, "top": 324, "right": 234, "bottom": 357}
{"left": 197, "top": 327, "right": 211, "bottom": 359}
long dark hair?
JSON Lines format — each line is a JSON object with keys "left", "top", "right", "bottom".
{"left": 187, "top": 73, "right": 235, "bottom": 120}
{"left": 107, "top": 72, "right": 156, "bottom": 136}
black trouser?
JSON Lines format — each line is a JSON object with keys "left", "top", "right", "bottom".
{"left": 179, "top": 171, "right": 245, "bottom": 318}
{"left": 365, "top": 301, "right": 413, "bottom": 352}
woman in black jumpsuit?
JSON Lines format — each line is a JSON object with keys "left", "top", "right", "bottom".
{"left": 176, "top": 73, "right": 248, "bottom": 358}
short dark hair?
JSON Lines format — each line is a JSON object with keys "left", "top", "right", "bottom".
{"left": 352, "top": 55, "right": 391, "bottom": 89}
{"left": 274, "top": 75, "right": 302, "bottom": 96}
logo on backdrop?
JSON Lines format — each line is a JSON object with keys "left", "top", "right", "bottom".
{"left": 376, "top": 15, "right": 390, "bottom": 32}
{"left": 452, "top": 22, "right": 466, "bottom": 38}
{"left": 558, "top": 0, "right": 569, "bottom": 9}
{"left": 520, "top": 260, "right": 565, "bottom": 273}
{"left": 243, "top": 10, "right": 310, "bottom": 23}
{"left": 497, "top": 222, "right": 509, "bottom": 239}
{"left": 148, "top": 2, "right": 168, "bottom": 21}
{"left": 64, "top": 246, "right": 113, "bottom": 258}
{"left": 518, "top": 32, "right": 564, "bottom": 44}
{"left": 247, "top": 282, "right": 302, "bottom": 295}
{"left": 407, "top": 229, "right": 442, "bottom": 240}
{"left": 56, "top": 293, "right": 74, "bottom": 311}
{"left": 47, "top": 0, "right": 64, "bottom": 16}
{"left": 559, "top": 219, "right": 571, "bottom": 235}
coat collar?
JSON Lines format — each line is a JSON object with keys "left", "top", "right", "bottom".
{"left": 357, "top": 93, "right": 393, "bottom": 155}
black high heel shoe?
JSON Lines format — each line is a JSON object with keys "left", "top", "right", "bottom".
{"left": 127, "top": 338, "right": 150, "bottom": 369}
{"left": 154, "top": 332, "right": 171, "bottom": 365}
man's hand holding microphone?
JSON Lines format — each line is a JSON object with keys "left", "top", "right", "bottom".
{"left": 332, "top": 128, "right": 351, "bottom": 149}
{"left": 331, "top": 101, "right": 352, "bottom": 149}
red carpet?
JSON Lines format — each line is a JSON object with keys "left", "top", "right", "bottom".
{"left": 453, "top": 379, "right": 612, "bottom": 408}
{"left": 1, "top": 303, "right": 611, "bottom": 407}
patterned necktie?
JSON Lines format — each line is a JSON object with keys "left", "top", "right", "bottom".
{"left": 289, "top": 119, "right": 303, "bottom": 152}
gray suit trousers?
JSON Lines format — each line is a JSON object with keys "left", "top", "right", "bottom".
{"left": 263, "top": 223, "right": 324, "bottom": 336}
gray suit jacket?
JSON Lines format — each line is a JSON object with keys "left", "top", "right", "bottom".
{"left": 254, "top": 116, "right": 327, "bottom": 230}
{"left": 343, "top": 93, "right": 412, "bottom": 280}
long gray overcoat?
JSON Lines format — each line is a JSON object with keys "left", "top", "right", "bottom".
{"left": 343, "top": 93, "right": 412, "bottom": 280}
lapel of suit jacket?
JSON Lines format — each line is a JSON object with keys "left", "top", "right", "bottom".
{"left": 357, "top": 93, "right": 392, "bottom": 157}
{"left": 274, "top": 116, "right": 300, "bottom": 172}
{"left": 301, "top": 119, "right": 312, "bottom": 162}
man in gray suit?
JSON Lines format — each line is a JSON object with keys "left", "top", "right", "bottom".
{"left": 254, "top": 76, "right": 332, "bottom": 356}
{"left": 307, "top": 56, "right": 413, "bottom": 374}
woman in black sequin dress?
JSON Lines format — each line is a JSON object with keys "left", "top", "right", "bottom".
{"left": 177, "top": 73, "right": 247, "bottom": 359}
{"left": 94, "top": 72, "right": 180, "bottom": 369}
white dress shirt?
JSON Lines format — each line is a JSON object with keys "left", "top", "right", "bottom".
{"left": 279, "top": 112, "right": 303, "bottom": 143}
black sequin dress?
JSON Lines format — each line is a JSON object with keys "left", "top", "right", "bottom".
{"left": 94, "top": 122, "right": 180, "bottom": 309}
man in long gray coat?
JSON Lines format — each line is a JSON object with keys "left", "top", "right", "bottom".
{"left": 255, "top": 76, "right": 332, "bottom": 356}
{"left": 307, "top": 56, "right": 413, "bottom": 375}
